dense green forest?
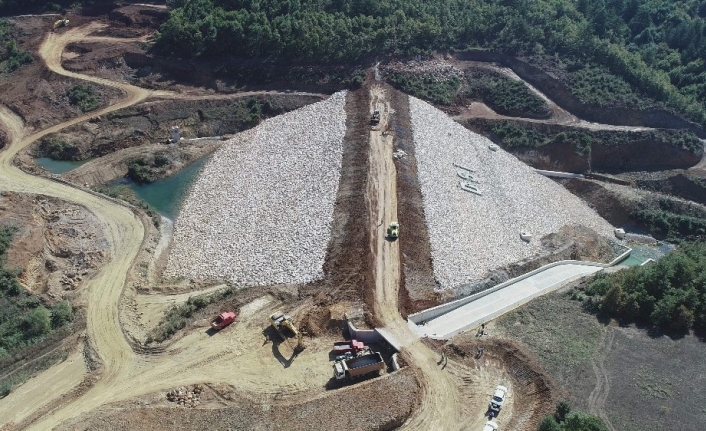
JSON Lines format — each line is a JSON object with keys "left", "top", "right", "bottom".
{"left": 2, "top": 1, "right": 706, "bottom": 124}
{"left": 584, "top": 241, "right": 706, "bottom": 336}
{"left": 153, "top": 0, "right": 706, "bottom": 127}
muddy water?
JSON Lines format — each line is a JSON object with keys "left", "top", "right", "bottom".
{"left": 124, "top": 156, "right": 210, "bottom": 220}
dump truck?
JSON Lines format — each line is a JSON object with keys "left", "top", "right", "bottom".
{"left": 332, "top": 339, "right": 366, "bottom": 355}
{"left": 333, "top": 352, "right": 384, "bottom": 381}
{"left": 270, "top": 311, "right": 304, "bottom": 352}
{"left": 210, "top": 311, "right": 236, "bottom": 330}
{"left": 387, "top": 222, "right": 399, "bottom": 239}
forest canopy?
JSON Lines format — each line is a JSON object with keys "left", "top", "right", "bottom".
{"left": 154, "top": 0, "right": 706, "bottom": 126}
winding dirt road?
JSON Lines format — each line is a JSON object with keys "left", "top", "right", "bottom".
{"left": 0, "top": 24, "right": 332, "bottom": 430}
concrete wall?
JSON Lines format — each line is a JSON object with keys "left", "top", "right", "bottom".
{"left": 345, "top": 321, "right": 402, "bottom": 351}
{"left": 408, "top": 258, "right": 624, "bottom": 325}
{"left": 535, "top": 169, "right": 585, "bottom": 179}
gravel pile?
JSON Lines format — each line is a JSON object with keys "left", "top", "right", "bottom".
{"left": 409, "top": 96, "right": 615, "bottom": 289}
{"left": 165, "top": 91, "right": 347, "bottom": 285}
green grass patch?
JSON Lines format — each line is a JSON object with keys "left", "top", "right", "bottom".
{"left": 497, "top": 293, "right": 605, "bottom": 387}
{"left": 0, "top": 226, "right": 74, "bottom": 398}
{"left": 470, "top": 119, "right": 702, "bottom": 157}
{"left": 567, "top": 63, "right": 660, "bottom": 110}
{"left": 631, "top": 198, "right": 706, "bottom": 241}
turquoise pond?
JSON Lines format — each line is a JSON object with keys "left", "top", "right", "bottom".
{"left": 34, "top": 157, "right": 90, "bottom": 174}
{"left": 120, "top": 156, "right": 211, "bottom": 221}
{"left": 620, "top": 242, "right": 675, "bottom": 267}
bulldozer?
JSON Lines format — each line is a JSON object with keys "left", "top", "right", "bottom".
{"left": 269, "top": 311, "right": 305, "bottom": 353}
{"left": 53, "top": 19, "right": 69, "bottom": 30}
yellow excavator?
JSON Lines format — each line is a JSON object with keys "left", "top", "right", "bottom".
{"left": 269, "top": 311, "right": 305, "bottom": 353}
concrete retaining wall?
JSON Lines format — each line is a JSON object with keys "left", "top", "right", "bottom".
{"left": 535, "top": 169, "right": 585, "bottom": 179}
{"left": 428, "top": 268, "right": 602, "bottom": 339}
{"left": 409, "top": 259, "right": 620, "bottom": 325}
{"left": 345, "top": 321, "right": 401, "bottom": 351}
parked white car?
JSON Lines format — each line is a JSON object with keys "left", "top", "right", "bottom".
{"left": 482, "top": 421, "right": 498, "bottom": 431}
{"left": 489, "top": 385, "right": 508, "bottom": 411}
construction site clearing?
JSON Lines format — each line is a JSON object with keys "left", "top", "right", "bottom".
{"left": 1, "top": 10, "right": 702, "bottom": 431}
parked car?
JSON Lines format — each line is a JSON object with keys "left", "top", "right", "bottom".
{"left": 482, "top": 421, "right": 498, "bottom": 431}
{"left": 488, "top": 385, "right": 508, "bottom": 411}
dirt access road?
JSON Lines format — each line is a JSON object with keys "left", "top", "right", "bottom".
{"left": 367, "top": 86, "right": 497, "bottom": 430}
{"left": 0, "top": 24, "right": 331, "bottom": 429}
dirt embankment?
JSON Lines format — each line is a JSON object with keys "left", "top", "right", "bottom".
{"left": 55, "top": 369, "right": 420, "bottom": 431}
{"left": 619, "top": 170, "right": 706, "bottom": 207}
{"left": 300, "top": 87, "right": 375, "bottom": 325}
{"left": 0, "top": 192, "right": 108, "bottom": 296}
{"left": 445, "top": 336, "right": 563, "bottom": 431}
{"left": 466, "top": 119, "right": 703, "bottom": 173}
{"left": 455, "top": 51, "right": 706, "bottom": 138}
{"left": 388, "top": 89, "right": 439, "bottom": 316}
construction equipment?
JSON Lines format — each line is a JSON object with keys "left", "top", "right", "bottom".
{"left": 210, "top": 311, "right": 236, "bottom": 330}
{"left": 333, "top": 351, "right": 384, "bottom": 381}
{"left": 332, "top": 339, "right": 366, "bottom": 355}
{"left": 53, "top": 19, "right": 69, "bottom": 29}
{"left": 370, "top": 109, "right": 380, "bottom": 125}
{"left": 387, "top": 222, "right": 399, "bottom": 239}
{"left": 269, "top": 311, "right": 305, "bottom": 352}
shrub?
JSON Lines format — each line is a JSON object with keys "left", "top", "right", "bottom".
{"left": 38, "top": 137, "right": 81, "bottom": 161}
{"left": 387, "top": 73, "right": 461, "bottom": 105}
{"left": 21, "top": 307, "right": 51, "bottom": 339}
{"left": 50, "top": 301, "right": 73, "bottom": 328}
{"left": 66, "top": 85, "right": 100, "bottom": 112}
{"left": 3, "top": 40, "right": 32, "bottom": 72}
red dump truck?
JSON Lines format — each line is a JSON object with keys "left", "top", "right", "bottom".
{"left": 332, "top": 339, "right": 366, "bottom": 355}
{"left": 333, "top": 352, "right": 384, "bottom": 381}
{"left": 210, "top": 312, "right": 236, "bottom": 330}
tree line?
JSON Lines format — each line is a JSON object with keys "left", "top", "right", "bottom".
{"left": 152, "top": 0, "right": 706, "bottom": 127}
{"left": 585, "top": 241, "right": 706, "bottom": 336}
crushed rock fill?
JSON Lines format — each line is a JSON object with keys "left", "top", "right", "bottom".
{"left": 165, "top": 91, "right": 347, "bottom": 286}
{"left": 409, "top": 96, "right": 615, "bottom": 290}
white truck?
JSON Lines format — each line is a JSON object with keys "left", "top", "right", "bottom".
{"left": 333, "top": 352, "right": 384, "bottom": 381}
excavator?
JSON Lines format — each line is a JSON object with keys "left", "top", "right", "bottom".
{"left": 269, "top": 311, "right": 305, "bottom": 353}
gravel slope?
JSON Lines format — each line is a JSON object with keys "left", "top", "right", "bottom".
{"left": 409, "top": 96, "right": 614, "bottom": 289}
{"left": 165, "top": 91, "right": 347, "bottom": 285}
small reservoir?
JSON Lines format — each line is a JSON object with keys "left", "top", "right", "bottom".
{"left": 35, "top": 157, "right": 90, "bottom": 174}
{"left": 122, "top": 156, "right": 210, "bottom": 221}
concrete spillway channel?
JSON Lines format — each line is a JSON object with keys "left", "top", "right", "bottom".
{"left": 407, "top": 259, "right": 626, "bottom": 340}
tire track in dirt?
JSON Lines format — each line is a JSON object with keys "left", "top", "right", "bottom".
{"left": 588, "top": 328, "right": 616, "bottom": 431}
{"left": 367, "top": 85, "right": 484, "bottom": 430}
